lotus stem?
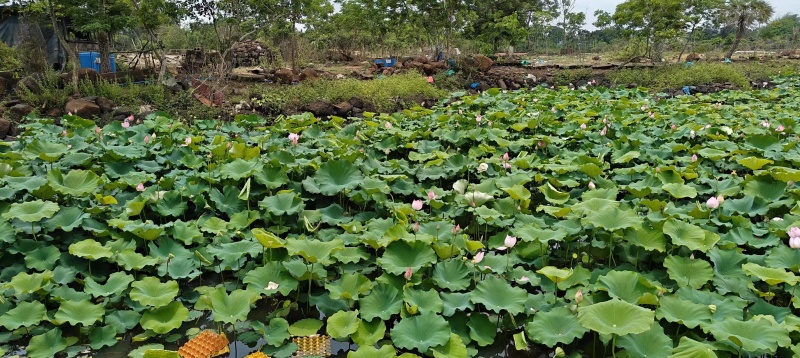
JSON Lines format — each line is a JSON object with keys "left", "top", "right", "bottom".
{"left": 611, "top": 334, "right": 617, "bottom": 358}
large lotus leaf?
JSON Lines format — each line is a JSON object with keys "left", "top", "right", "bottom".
{"left": 130, "top": 277, "right": 179, "bottom": 307}
{"left": 88, "top": 325, "right": 117, "bottom": 350}
{"left": 737, "top": 157, "right": 773, "bottom": 170}
{"left": 431, "top": 259, "right": 472, "bottom": 291}
{"left": 47, "top": 169, "right": 100, "bottom": 196}
{"left": 69, "top": 239, "right": 113, "bottom": 260}
{"left": 537, "top": 266, "right": 573, "bottom": 284}
{"left": 116, "top": 250, "right": 161, "bottom": 270}
{"left": 219, "top": 158, "right": 261, "bottom": 180}
{"left": 617, "top": 323, "right": 672, "bottom": 358}
{"left": 582, "top": 207, "right": 642, "bottom": 232}
{"left": 467, "top": 313, "right": 495, "bottom": 346}
{"left": 577, "top": 299, "right": 654, "bottom": 336}
{"left": 326, "top": 310, "right": 360, "bottom": 340}
{"left": 154, "top": 191, "right": 188, "bottom": 217}
{"left": 723, "top": 196, "right": 769, "bottom": 217}
{"left": 24, "top": 246, "right": 61, "bottom": 270}
{"left": 539, "top": 183, "right": 570, "bottom": 204}
{"left": 655, "top": 296, "right": 712, "bottom": 329}
{"left": 595, "top": 270, "right": 659, "bottom": 304}
{"left": 670, "top": 337, "right": 718, "bottom": 358}
{"left": 285, "top": 238, "right": 344, "bottom": 264}
{"left": 664, "top": 255, "right": 713, "bottom": 289}
{"left": 27, "top": 328, "right": 74, "bottom": 358}
{"left": 378, "top": 240, "right": 438, "bottom": 275}
{"left": 351, "top": 318, "right": 386, "bottom": 347}
{"left": 6, "top": 270, "right": 53, "bottom": 295}
{"left": 404, "top": 287, "right": 443, "bottom": 315}
{"left": 54, "top": 299, "right": 105, "bottom": 326}
{"left": 251, "top": 228, "right": 285, "bottom": 249}
{"left": 743, "top": 176, "right": 786, "bottom": 201}
{"left": 253, "top": 317, "right": 290, "bottom": 347}
{"left": 663, "top": 219, "right": 718, "bottom": 252}
{"left": 624, "top": 225, "right": 667, "bottom": 252}
{"left": 43, "top": 207, "right": 88, "bottom": 232}
{"left": 314, "top": 160, "right": 363, "bottom": 195}
{"left": 469, "top": 275, "right": 528, "bottom": 315}
{"left": 390, "top": 313, "right": 451, "bottom": 352}
{"left": 0, "top": 301, "right": 46, "bottom": 330}
{"left": 515, "top": 225, "right": 568, "bottom": 244}
{"left": 204, "top": 287, "right": 259, "bottom": 324}
{"left": 326, "top": 273, "right": 373, "bottom": 301}
{"left": 84, "top": 272, "right": 134, "bottom": 297}
{"left": 106, "top": 310, "right": 141, "bottom": 334}
{"left": 348, "top": 345, "right": 397, "bottom": 358}
{"left": 742, "top": 262, "right": 798, "bottom": 286}
{"left": 441, "top": 292, "right": 474, "bottom": 316}
{"left": 2, "top": 200, "right": 60, "bottom": 222}
{"left": 288, "top": 318, "right": 323, "bottom": 336}
{"left": 359, "top": 283, "right": 403, "bottom": 321}
{"left": 259, "top": 193, "right": 305, "bottom": 216}
{"left": 707, "top": 318, "right": 790, "bottom": 353}
{"left": 208, "top": 186, "right": 245, "bottom": 217}
{"left": 662, "top": 183, "right": 697, "bottom": 199}
{"left": 243, "top": 262, "right": 298, "bottom": 296}
{"left": 431, "top": 333, "right": 468, "bottom": 358}
{"left": 254, "top": 166, "right": 290, "bottom": 189}
{"left": 525, "top": 306, "right": 587, "bottom": 347}
{"left": 23, "top": 140, "right": 69, "bottom": 162}
{"left": 140, "top": 301, "right": 189, "bottom": 334}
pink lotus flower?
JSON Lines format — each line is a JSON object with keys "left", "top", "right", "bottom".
{"left": 404, "top": 267, "right": 413, "bottom": 280}
{"left": 777, "top": 124, "right": 785, "bottom": 132}
{"left": 600, "top": 127, "right": 607, "bottom": 136}
{"left": 788, "top": 227, "right": 800, "bottom": 239}
{"left": 476, "top": 114, "right": 482, "bottom": 123}
{"left": 96, "top": 127, "right": 102, "bottom": 134}
{"left": 136, "top": 183, "right": 145, "bottom": 192}
{"left": 706, "top": 196, "right": 719, "bottom": 209}
{"left": 588, "top": 181, "right": 596, "bottom": 190}
{"left": 411, "top": 200, "right": 423, "bottom": 211}
{"left": 452, "top": 224, "right": 461, "bottom": 234}
{"left": 502, "top": 152, "right": 510, "bottom": 161}
{"left": 385, "top": 122, "right": 392, "bottom": 129}
{"left": 473, "top": 251, "right": 485, "bottom": 264}
{"left": 790, "top": 237, "right": 800, "bottom": 249}
{"left": 126, "top": 115, "right": 134, "bottom": 122}
{"left": 185, "top": 137, "right": 192, "bottom": 145}
{"left": 144, "top": 135, "right": 150, "bottom": 143}
{"left": 692, "top": 154, "right": 698, "bottom": 162}
{"left": 427, "top": 190, "right": 436, "bottom": 200}
{"left": 538, "top": 141, "right": 545, "bottom": 148}
{"left": 62, "top": 130, "right": 67, "bottom": 136}
{"left": 504, "top": 235, "right": 517, "bottom": 249}
{"left": 413, "top": 222, "right": 419, "bottom": 233}
{"left": 503, "top": 162, "right": 511, "bottom": 169}
{"left": 671, "top": 124, "right": 677, "bottom": 130}
{"left": 266, "top": 281, "right": 279, "bottom": 290}
{"left": 121, "top": 121, "right": 130, "bottom": 128}
{"left": 580, "top": 123, "right": 587, "bottom": 130}
{"left": 762, "top": 121, "right": 770, "bottom": 128}
{"left": 288, "top": 133, "right": 299, "bottom": 146}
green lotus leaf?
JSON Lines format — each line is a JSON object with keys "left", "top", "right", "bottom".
{"left": 204, "top": 286, "right": 260, "bottom": 324}
{"left": 140, "top": 301, "right": 189, "bottom": 334}
{"left": 404, "top": 287, "right": 443, "bottom": 315}
{"left": 54, "top": 299, "right": 105, "bottom": 326}
{"left": 467, "top": 313, "right": 495, "bottom": 346}
{"left": 326, "top": 273, "right": 373, "bottom": 301}
{"left": 254, "top": 166, "right": 290, "bottom": 189}
{"left": 662, "top": 183, "right": 697, "bottom": 199}
{"left": 539, "top": 182, "right": 570, "bottom": 204}
{"left": 431, "top": 259, "right": 472, "bottom": 291}
{"left": 664, "top": 255, "right": 713, "bottom": 289}
{"left": 27, "top": 328, "right": 74, "bottom": 358}
{"left": 5, "top": 270, "right": 53, "bottom": 295}
{"left": 655, "top": 296, "right": 712, "bottom": 329}
{"left": 582, "top": 207, "right": 642, "bottom": 232}
{"left": 154, "top": 191, "right": 188, "bottom": 217}
{"left": 723, "top": 196, "right": 769, "bottom": 217}
{"left": 347, "top": 345, "right": 397, "bottom": 358}
{"left": 84, "top": 271, "right": 134, "bottom": 297}
{"left": 515, "top": 225, "right": 568, "bottom": 244}
{"left": 127, "top": 344, "right": 167, "bottom": 358}
{"left": 503, "top": 184, "right": 531, "bottom": 200}
{"left": 737, "top": 157, "right": 773, "bottom": 170}
{"left": 463, "top": 191, "right": 493, "bottom": 207}
{"left": 390, "top": 313, "right": 451, "bottom": 352}
{"left": 288, "top": 318, "right": 323, "bottom": 336}
{"left": 2, "top": 176, "right": 48, "bottom": 193}
{"left": 88, "top": 325, "right": 118, "bottom": 350}
{"left": 0, "top": 301, "right": 46, "bottom": 330}
{"left": 742, "top": 262, "right": 798, "bottom": 286}
{"left": 106, "top": 310, "right": 141, "bottom": 334}
{"left": 251, "top": 228, "right": 285, "bottom": 249}
{"left": 378, "top": 240, "right": 438, "bottom": 275}
{"left": 431, "top": 333, "right": 467, "bottom": 358}
{"left": 360, "top": 283, "right": 403, "bottom": 321}
{"left": 577, "top": 299, "right": 654, "bottom": 336}
{"left": 130, "top": 277, "right": 179, "bottom": 307}
{"left": 2, "top": 200, "right": 60, "bottom": 222}
{"left": 259, "top": 193, "right": 306, "bottom": 216}
{"left": 116, "top": 249, "right": 161, "bottom": 270}
{"left": 47, "top": 169, "right": 101, "bottom": 196}
{"left": 707, "top": 317, "right": 790, "bottom": 353}
{"left": 613, "top": 150, "right": 640, "bottom": 163}
{"left": 351, "top": 318, "right": 386, "bottom": 347}
{"left": 663, "top": 219, "right": 718, "bottom": 252}
{"left": 206, "top": 240, "right": 261, "bottom": 269}
{"left": 314, "top": 160, "right": 363, "bottom": 195}
{"left": 285, "top": 238, "right": 344, "bottom": 264}
{"left": 326, "top": 310, "right": 360, "bottom": 340}
{"left": 671, "top": 337, "right": 718, "bottom": 358}
{"left": 68, "top": 239, "right": 113, "bottom": 260}
{"left": 743, "top": 176, "right": 786, "bottom": 201}
{"left": 219, "top": 158, "right": 261, "bottom": 180}
{"left": 24, "top": 246, "right": 61, "bottom": 270}
{"left": 616, "top": 323, "right": 672, "bottom": 358}
{"left": 243, "top": 262, "right": 298, "bottom": 296}
{"left": 624, "top": 225, "right": 667, "bottom": 252}
{"left": 537, "top": 266, "right": 573, "bottom": 284}
{"left": 253, "top": 317, "right": 290, "bottom": 347}
{"left": 208, "top": 186, "right": 245, "bottom": 217}
{"left": 23, "top": 139, "right": 69, "bottom": 162}
{"left": 141, "top": 350, "right": 180, "bottom": 358}
{"left": 595, "top": 270, "right": 659, "bottom": 304}
{"left": 469, "top": 275, "right": 528, "bottom": 315}
{"left": 42, "top": 207, "right": 88, "bottom": 232}
{"left": 441, "top": 292, "right": 474, "bottom": 316}
{"left": 525, "top": 306, "right": 586, "bottom": 347}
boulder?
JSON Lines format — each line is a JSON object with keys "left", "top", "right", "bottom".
{"left": 348, "top": 97, "right": 364, "bottom": 109}
{"left": 472, "top": 55, "right": 494, "bottom": 72}
{"left": 16, "top": 73, "right": 45, "bottom": 94}
{"left": 300, "top": 68, "right": 318, "bottom": 81}
{"left": 0, "top": 118, "right": 10, "bottom": 138}
{"left": 274, "top": 68, "right": 295, "bottom": 84}
{"left": 334, "top": 101, "right": 353, "bottom": 116}
{"left": 9, "top": 103, "right": 33, "bottom": 118}
{"left": 0, "top": 77, "right": 7, "bottom": 98}
{"left": 96, "top": 97, "right": 115, "bottom": 112}
{"left": 45, "top": 108, "right": 63, "bottom": 118}
{"left": 60, "top": 68, "right": 100, "bottom": 87}
{"left": 685, "top": 53, "right": 705, "bottom": 62}
{"left": 65, "top": 99, "right": 101, "bottom": 118}
{"left": 302, "top": 100, "right": 335, "bottom": 117}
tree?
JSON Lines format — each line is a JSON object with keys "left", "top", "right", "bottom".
{"left": 720, "top": 0, "right": 773, "bottom": 59}
{"left": 62, "top": 0, "right": 133, "bottom": 73}
{"left": 612, "top": 0, "right": 685, "bottom": 60}
{"left": 761, "top": 13, "right": 800, "bottom": 48}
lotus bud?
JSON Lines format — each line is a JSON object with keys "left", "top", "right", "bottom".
{"left": 122, "top": 121, "right": 130, "bottom": 128}
{"left": 503, "top": 162, "right": 512, "bottom": 169}
{"left": 477, "top": 163, "right": 488, "bottom": 173}
{"left": 488, "top": 121, "right": 492, "bottom": 126}
{"left": 575, "top": 289, "right": 583, "bottom": 304}
{"left": 473, "top": 251, "right": 485, "bottom": 264}
{"left": 413, "top": 222, "right": 419, "bottom": 233}
{"left": 136, "top": 183, "right": 145, "bottom": 192}
{"left": 288, "top": 133, "right": 300, "bottom": 146}
{"left": 385, "top": 121, "right": 392, "bottom": 129}
{"left": 404, "top": 267, "right": 412, "bottom": 280}
{"left": 788, "top": 227, "right": 800, "bottom": 239}
{"left": 96, "top": 127, "right": 102, "bottom": 134}
{"left": 538, "top": 141, "right": 545, "bottom": 148}
{"left": 554, "top": 347, "right": 566, "bottom": 357}
{"left": 690, "top": 130, "right": 695, "bottom": 138}
{"left": 502, "top": 152, "right": 510, "bottom": 161}
{"left": 411, "top": 200, "right": 423, "bottom": 211}
{"left": 144, "top": 135, "right": 150, "bottom": 143}
{"left": 185, "top": 137, "right": 192, "bottom": 145}
{"left": 452, "top": 225, "right": 461, "bottom": 234}
{"left": 690, "top": 253, "right": 695, "bottom": 260}
{"left": 656, "top": 167, "right": 661, "bottom": 173}
{"left": 68, "top": 111, "right": 72, "bottom": 116}
{"left": 777, "top": 124, "right": 785, "bottom": 132}
{"left": 600, "top": 127, "right": 607, "bottom": 136}
{"left": 790, "top": 237, "right": 800, "bottom": 249}
{"left": 762, "top": 120, "right": 770, "bottom": 128}
{"left": 504, "top": 235, "right": 517, "bottom": 249}
{"left": 706, "top": 196, "right": 719, "bottom": 209}
{"left": 151, "top": 133, "right": 156, "bottom": 139}
{"left": 427, "top": 190, "right": 436, "bottom": 200}
{"left": 671, "top": 124, "right": 676, "bottom": 130}
{"left": 476, "top": 114, "right": 482, "bottom": 123}
{"left": 62, "top": 130, "right": 67, "bottom": 136}
{"left": 588, "top": 181, "right": 596, "bottom": 190}
{"left": 580, "top": 123, "right": 587, "bottom": 130}
{"left": 266, "top": 281, "right": 279, "bottom": 290}
{"left": 691, "top": 154, "right": 698, "bottom": 162}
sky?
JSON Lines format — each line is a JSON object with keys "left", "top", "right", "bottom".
{"left": 575, "top": 0, "right": 797, "bottom": 29}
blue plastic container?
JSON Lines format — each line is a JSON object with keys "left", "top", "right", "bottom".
{"left": 79, "top": 52, "right": 116, "bottom": 72}
{"left": 373, "top": 57, "right": 396, "bottom": 67}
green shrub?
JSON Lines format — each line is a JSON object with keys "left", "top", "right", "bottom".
{"left": 552, "top": 68, "right": 594, "bottom": 86}
{"left": 0, "top": 42, "right": 22, "bottom": 75}
{"left": 606, "top": 63, "right": 751, "bottom": 89}
{"left": 17, "top": 70, "right": 70, "bottom": 110}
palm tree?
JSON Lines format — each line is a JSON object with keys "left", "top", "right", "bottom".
{"left": 721, "top": 0, "right": 774, "bottom": 59}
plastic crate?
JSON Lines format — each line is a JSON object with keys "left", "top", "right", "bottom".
{"left": 79, "top": 52, "right": 116, "bottom": 72}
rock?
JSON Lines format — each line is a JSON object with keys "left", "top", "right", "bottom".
{"left": 60, "top": 68, "right": 100, "bottom": 87}
{"left": 0, "top": 118, "right": 10, "bottom": 138}
{"left": 16, "top": 73, "right": 45, "bottom": 94}
{"left": 96, "top": 97, "right": 114, "bottom": 112}
{"left": 81, "top": 96, "right": 98, "bottom": 103}
{"left": 0, "top": 77, "right": 7, "bottom": 98}
{"left": 65, "top": 99, "right": 101, "bottom": 118}
{"left": 4, "top": 99, "right": 21, "bottom": 107}
{"left": 476, "top": 82, "right": 490, "bottom": 92}
{"left": 274, "top": 68, "right": 295, "bottom": 84}
{"left": 9, "top": 103, "right": 33, "bottom": 118}
{"left": 473, "top": 55, "right": 494, "bottom": 72}
{"left": 348, "top": 97, "right": 364, "bottom": 109}
{"left": 334, "top": 101, "right": 353, "bottom": 116}
{"left": 685, "top": 53, "right": 705, "bottom": 62}
{"left": 111, "top": 108, "right": 134, "bottom": 122}
{"left": 415, "top": 57, "right": 430, "bottom": 64}
{"left": 497, "top": 79, "right": 507, "bottom": 90}
{"left": 162, "top": 78, "right": 183, "bottom": 92}
{"left": 302, "top": 100, "right": 335, "bottom": 117}
{"left": 300, "top": 68, "right": 318, "bottom": 81}
{"left": 45, "top": 108, "right": 63, "bottom": 118}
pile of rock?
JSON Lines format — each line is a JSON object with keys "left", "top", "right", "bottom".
{"left": 229, "top": 41, "right": 274, "bottom": 67}
{"left": 182, "top": 48, "right": 219, "bottom": 74}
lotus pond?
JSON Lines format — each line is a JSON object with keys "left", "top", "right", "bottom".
{"left": 3, "top": 77, "right": 800, "bottom": 358}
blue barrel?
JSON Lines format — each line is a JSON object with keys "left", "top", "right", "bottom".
{"left": 79, "top": 52, "right": 116, "bottom": 72}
